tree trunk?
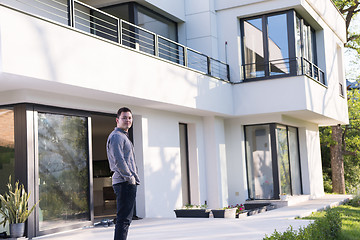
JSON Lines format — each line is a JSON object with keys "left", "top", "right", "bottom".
{"left": 330, "top": 125, "right": 346, "bottom": 194}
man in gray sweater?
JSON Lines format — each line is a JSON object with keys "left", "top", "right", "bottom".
{"left": 107, "top": 107, "right": 140, "bottom": 240}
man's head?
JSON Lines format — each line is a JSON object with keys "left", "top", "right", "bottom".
{"left": 116, "top": 107, "right": 133, "bottom": 132}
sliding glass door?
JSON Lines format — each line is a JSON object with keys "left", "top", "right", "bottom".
{"left": 37, "top": 112, "right": 90, "bottom": 232}
{"left": 245, "top": 123, "right": 302, "bottom": 199}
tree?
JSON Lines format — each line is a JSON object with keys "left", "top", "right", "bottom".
{"left": 322, "top": 1, "right": 360, "bottom": 194}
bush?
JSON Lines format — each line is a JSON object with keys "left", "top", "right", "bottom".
{"left": 348, "top": 189, "right": 360, "bottom": 207}
{"left": 263, "top": 209, "right": 341, "bottom": 240}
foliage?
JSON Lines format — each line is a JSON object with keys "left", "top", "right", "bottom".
{"left": 0, "top": 176, "right": 38, "bottom": 226}
{"left": 183, "top": 203, "right": 208, "bottom": 209}
{"left": 320, "top": 84, "right": 360, "bottom": 193}
{"left": 225, "top": 204, "right": 245, "bottom": 214}
{"left": 263, "top": 209, "right": 342, "bottom": 240}
{"left": 332, "top": 0, "right": 360, "bottom": 54}
{"left": 304, "top": 202, "right": 360, "bottom": 240}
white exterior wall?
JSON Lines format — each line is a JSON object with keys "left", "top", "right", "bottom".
{"left": 0, "top": 5, "right": 233, "bottom": 116}
{"left": 0, "top": 0, "right": 349, "bottom": 224}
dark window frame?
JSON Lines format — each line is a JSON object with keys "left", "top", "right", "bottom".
{"left": 100, "top": 2, "right": 178, "bottom": 42}
{"left": 240, "top": 9, "right": 320, "bottom": 83}
{"left": 244, "top": 123, "right": 303, "bottom": 200}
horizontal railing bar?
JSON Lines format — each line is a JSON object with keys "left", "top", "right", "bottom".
{"left": 19, "top": 0, "right": 68, "bottom": 21}
{"left": 74, "top": 0, "right": 118, "bottom": 20}
{"left": 121, "top": 34, "right": 154, "bottom": 48}
{"left": 122, "top": 21, "right": 156, "bottom": 36}
{"left": 74, "top": 21, "right": 118, "bottom": 39}
{"left": 35, "top": 0, "right": 68, "bottom": 12}
{"left": 158, "top": 35, "right": 186, "bottom": 50}
{"left": 74, "top": 9, "right": 118, "bottom": 29}
{"left": 74, "top": 17, "right": 118, "bottom": 35}
{"left": 158, "top": 42, "right": 183, "bottom": 53}
{"left": 158, "top": 47, "right": 183, "bottom": 58}
{"left": 121, "top": 28, "right": 155, "bottom": 42}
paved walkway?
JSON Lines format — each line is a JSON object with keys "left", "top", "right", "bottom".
{"left": 34, "top": 194, "right": 352, "bottom": 240}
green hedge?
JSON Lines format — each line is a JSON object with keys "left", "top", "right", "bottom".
{"left": 263, "top": 209, "right": 342, "bottom": 240}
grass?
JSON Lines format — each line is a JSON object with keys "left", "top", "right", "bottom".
{"left": 303, "top": 202, "right": 360, "bottom": 240}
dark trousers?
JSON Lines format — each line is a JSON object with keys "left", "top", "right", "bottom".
{"left": 113, "top": 182, "right": 137, "bottom": 240}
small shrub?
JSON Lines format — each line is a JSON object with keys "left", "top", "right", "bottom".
{"left": 348, "top": 189, "right": 360, "bottom": 207}
{"left": 263, "top": 209, "right": 342, "bottom": 240}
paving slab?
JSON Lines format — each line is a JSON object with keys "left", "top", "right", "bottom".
{"left": 34, "top": 194, "right": 352, "bottom": 240}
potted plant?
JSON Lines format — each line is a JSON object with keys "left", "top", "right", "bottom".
{"left": 174, "top": 203, "right": 210, "bottom": 218}
{"left": 0, "top": 177, "right": 38, "bottom": 238}
{"left": 280, "top": 193, "right": 289, "bottom": 201}
{"left": 211, "top": 206, "right": 237, "bottom": 218}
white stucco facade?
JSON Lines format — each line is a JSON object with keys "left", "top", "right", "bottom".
{"left": 0, "top": 0, "right": 349, "bottom": 237}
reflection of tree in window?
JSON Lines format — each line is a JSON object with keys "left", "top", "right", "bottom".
{"left": 276, "top": 127, "right": 291, "bottom": 195}
{"left": 243, "top": 18, "right": 265, "bottom": 78}
{"left": 38, "top": 113, "right": 89, "bottom": 229}
{"left": 0, "top": 109, "right": 15, "bottom": 195}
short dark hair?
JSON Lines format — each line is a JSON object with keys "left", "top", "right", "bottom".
{"left": 117, "top": 107, "right": 132, "bottom": 118}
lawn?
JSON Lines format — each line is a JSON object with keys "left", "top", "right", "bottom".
{"left": 303, "top": 202, "right": 360, "bottom": 240}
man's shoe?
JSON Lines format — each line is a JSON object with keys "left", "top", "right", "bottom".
{"left": 132, "top": 216, "right": 143, "bottom": 220}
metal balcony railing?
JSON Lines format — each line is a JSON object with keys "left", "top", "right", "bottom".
{"left": 241, "top": 57, "right": 326, "bottom": 85}
{"left": 11, "top": 0, "right": 230, "bottom": 82}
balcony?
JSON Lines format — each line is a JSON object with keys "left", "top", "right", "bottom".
{"left": 8, "top": 0, "right": 230, "bottom": 82}
{"left": 241, "top": 58, "right": 326, "bottom": 85}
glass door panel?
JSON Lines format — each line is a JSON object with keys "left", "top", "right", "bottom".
{"left": 0, "top": 108, "right": 15, "bottom": 192}
{"left": 267, "top": 14, "right": 289, "bottom": 75}
{"left": 245, "top": 125, "right": 274, "bottom": 199}
{"left": 243, "top": 18, "right": 265, "bottom": 78}
{"left": 276, "top": 125, "right": 291, "bottom": 195}
{"left": 38, "top": 112, "right": 90, "bottom": 231}
{"left": 288, "top": 127, "right": 302, "bottom": 195}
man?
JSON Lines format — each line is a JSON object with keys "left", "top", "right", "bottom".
{"left": 107, "top": 107, "right": 140, "bottom": 240}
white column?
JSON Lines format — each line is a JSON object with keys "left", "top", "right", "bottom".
{"left": 203, "top": 116, "right": 228, "bottom": 208}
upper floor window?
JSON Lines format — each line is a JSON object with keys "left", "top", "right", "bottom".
{"left": 240, "top": 10, "right": 324, "bottom": 84}
{"left": 101, "top": 3, "right": 177, "bottom": 42}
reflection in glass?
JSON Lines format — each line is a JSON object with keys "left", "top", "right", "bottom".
{"left": 243, "top": 18, "right": 265, "bottom": 78}
{"left": 268, "top": 14, "right": 289, "bottom": 75}
{"left": 0, "top": 109, "right": 15, "bottom": 195}
{"left": 245, "top": 125, "right": 274, "bottom": 199}
{"left": 276, "top": 126, "right": 291, "bottom": 195}
{"left": 38, "top": 113, "right": 89, "bottom": 231}
{"left": 288, "top": 127, "right": 302, "bottom": 195}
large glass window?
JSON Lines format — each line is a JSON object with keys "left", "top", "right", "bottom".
{"left": 245, "top": 125, "right": 274, "bottom": 199}
{"left": 243, "top": 18, "right": 265, "bottom": 78}
{"left": 0, "top": 108, "right": 15, "bottom": 194}
{"left": 276, "top": 126, "right": 291, "bottom": 195}
{"left": 38, "top": 112, "right": 89, "bottom": 231}
{"left": 268, "top": 14, "right": 290, "bottom": 76}
{"left": 241, "top": 10, "right": 320, "bottom": 82}
{"left": 245, "top": 124, "right": 302, "bottom": 199}
{"left": 0, "top": 108, "right": 15, "bottom": 233}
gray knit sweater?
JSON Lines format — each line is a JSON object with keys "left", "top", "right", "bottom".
{"left": 106, "top": 127, "right": 140, "bottom": 185}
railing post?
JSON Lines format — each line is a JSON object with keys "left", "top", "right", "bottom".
{"left": 154, "top": 34, "right": 159, "bottom": 57}
{"left": 68, "top": 0, "right": 75, "bottom": 27}
{"left": 226, "top": 64, "right": 230, "bottom": 82}
{"left": 118, "top": 19, "right": 122, "bottom": 45}
{"left": 184, "top": 47, "right": 188, "bottom": 67}
{"left": 301, "top": 57, "right": 304, "bottom": 75}
{"left": 207, "top": 56, "right": 211, "bottom": 75}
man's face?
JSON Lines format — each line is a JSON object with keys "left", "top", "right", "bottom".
{"left": 116, "top": 111, "right": 133, "bottom": 132}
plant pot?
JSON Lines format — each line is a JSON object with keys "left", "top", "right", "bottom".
{"left": 280, "top": 195, "right": 288, "bottom": 201}
{"left": 212, "top": 208, "right": 237, "bottom": 218}
{"left": 237, "top": 211, "right": 248, "bottom": 218}
{"left": 174, "top": 209, "right": 210, "bottom": 218}
{"left": 10, "top": 222, "right": 25, "bottom": 238}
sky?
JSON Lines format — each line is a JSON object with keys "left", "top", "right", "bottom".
{"left": 344, "top": 13, "right": 360, "bottom": 82}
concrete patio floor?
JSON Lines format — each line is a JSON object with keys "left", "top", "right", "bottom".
{"left": 34, "top": 194, "right": 352, "bottom": 240}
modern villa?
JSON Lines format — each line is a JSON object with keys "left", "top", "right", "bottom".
{"left": 0, "top": 0, "right": 348, "bottom": 238}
